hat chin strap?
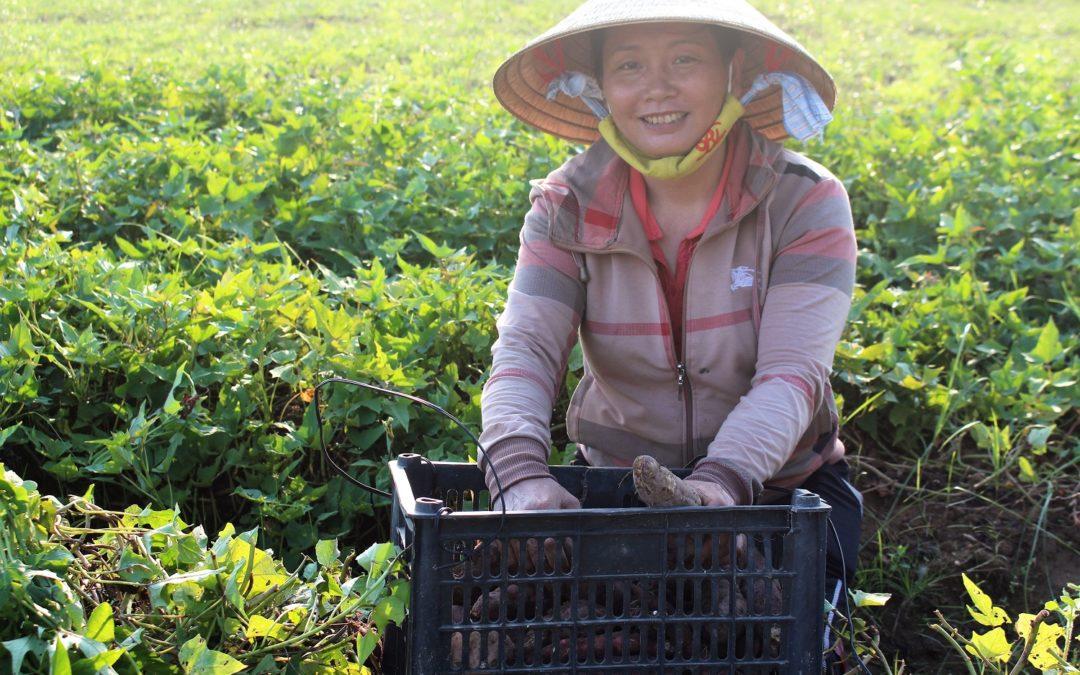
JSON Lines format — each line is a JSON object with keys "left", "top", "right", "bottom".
{"left": 599, "top": 92, "right": 744, "bottom": 180}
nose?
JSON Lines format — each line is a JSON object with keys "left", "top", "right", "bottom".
{"left": 642, "top": 64, "right": 678, "bottom": 102}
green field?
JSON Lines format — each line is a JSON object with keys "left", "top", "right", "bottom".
{"left": 1, "top": 0, "right": 1077, "bottom": 672}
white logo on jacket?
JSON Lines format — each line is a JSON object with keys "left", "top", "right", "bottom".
{"left": 730, "top": 266, "right": 755, "bottom": 291}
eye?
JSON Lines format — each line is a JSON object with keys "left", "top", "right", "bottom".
{"left": 674, "top": 55, "right": 699, "bottom": 65}
{"left": 614, "top": 60, "right": 640, "bottom": 72}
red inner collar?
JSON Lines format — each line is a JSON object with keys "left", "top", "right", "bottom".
{"left": 627, "top": 140, "right": 739, "bottom": 359}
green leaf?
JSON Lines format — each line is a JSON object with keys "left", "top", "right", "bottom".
{"left": 415, "top": 232, "right": 454, "bottom": 259}
{"left": 205, "top": 173, "right": 229, "bottom": 197}
{"left": 2, "top": 637, "right": 35, "bottom": 673}
{"left": 1030, "top": 318, "right": 1062, "bottom": 363}
{"left": 898, "top": 375, "right": 923, "bottom": 390}
{"left": 245, "top": 615, "right": 286, "bottom": 641}
{"left": 162, "top": 364, "right": 187, "bottom": 416}
{"left": 850, "top": 590, "right": 892, "bottom": 607}
{"left": 962, "top": 573, "right": 1009, "bottom": 626}
{"left": 356, "top": 630, "right": 379, "bottom": 664}
{"left": 315, "top": 539, "right": 339, "bottom": 567}
{"left": 178, "top": 636, "right": 245, "bottom": 675}
{"left": 0, "top": 423, "right": 21, "bottom": 449}
{"left": 225, "top": 537, "right": 288, "bottom": 598}
{"left": 1017, "top": 456, "right": 1037, "bottom": 482}
{"left": 114, "top": 236, "right": 145, "bottom": 259}
{"left": 1026, "top": 426, "right": 1052, "bottom": 452}
{"left": 856, "top": 342, "right": 891, "bottom": 362}
{"left": 148, "top": 568, "right": 225, "bottom": 608}
{"left": 117, "top": 549, "right": 155, "bottom": 583}
{"left": 371, "top": 579, "right": 409, "bottom": 632}
{"left": 71, "top": 648, "right": 125, "bottom": 675}
{"left": 85, "top": 602, "right": 115, "bottom": 643}
{"left": 50, "top": 636, "right": 71, "bottom": 675}
{"left": 357, "top": 542, "right": 394, "bottom": 576}
{"left": 964, "top": 627, "right": 1011, "bottom": 663}
{"left": 371, "top": 594, "right": 405, "bottom": 633}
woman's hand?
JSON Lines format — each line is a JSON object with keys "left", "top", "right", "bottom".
{"left": 683, "top": 478, "right": 738, "bottom": 507}
{"left": 491, "top": 476, "right": 581, "bottom": 511}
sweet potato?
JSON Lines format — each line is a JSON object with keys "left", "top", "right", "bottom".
{"left": 633, "top": 455, "right": 703, "bottom": 507}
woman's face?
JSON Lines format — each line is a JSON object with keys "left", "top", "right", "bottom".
{"left": 599, "top": 23, "right": 730, "bottom": 159}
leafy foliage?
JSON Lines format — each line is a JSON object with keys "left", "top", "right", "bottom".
{"left": 930, "top": 575, "right": 1078, "bottom": 673}
{"left": 0, "top": 462, "right": 406, "bottom": 673}
{"left": 0, "top": 228, "right": 503, "bottom": 561}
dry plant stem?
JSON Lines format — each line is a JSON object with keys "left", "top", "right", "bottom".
{"left": 633, "top": 456, "right": 703, "bottom": 507}
{"left": 869, "top": 629, "right": 896, "bottom": 675}
{"left": 930, "top": 610, "right": 978, "bottom": 675}
{"left": 1007, "top": 609, "right": 1050, "bottom": 675}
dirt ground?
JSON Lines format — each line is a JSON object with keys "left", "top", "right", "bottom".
{"left": 850, "top": 438, "right": 1078, "bottom": 671}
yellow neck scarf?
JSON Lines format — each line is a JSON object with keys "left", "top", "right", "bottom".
{"left": 598, "top": 95, "right": 745, "bottom": 180}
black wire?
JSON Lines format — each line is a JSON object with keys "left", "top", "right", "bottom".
{"left": 312, "top": 377, "right": 507, "bottom": 516}
{"left": 759, "top": 484, "right": 873, "bottom": 674}
{"left": 828, "top": 516, "right": 874, "bottom": 675}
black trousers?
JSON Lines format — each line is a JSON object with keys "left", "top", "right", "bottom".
{"left": 798, "top": 459, "right": 863, "bottom": 584}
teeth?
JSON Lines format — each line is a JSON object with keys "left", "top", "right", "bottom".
{"left": 643, "top": 112, "right": 685, "bottom": 125}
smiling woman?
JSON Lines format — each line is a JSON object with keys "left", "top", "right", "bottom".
{"left": 482, "top": 0, "right": 860, "bottom": 669}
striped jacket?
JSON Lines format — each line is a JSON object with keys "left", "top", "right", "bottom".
{"left": 479, "top": 121, "right": 856, "bottom": 504}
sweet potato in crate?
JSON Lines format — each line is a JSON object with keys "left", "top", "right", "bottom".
{"left": 383, "top": 453, "right": 829, "bottom": 674}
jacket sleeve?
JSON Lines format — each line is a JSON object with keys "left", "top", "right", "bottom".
{"left": 692, "top": 176, "right": 856, "bottom": 504}
{"left": 478, "top": 187, "right": 586, "bottom": 499}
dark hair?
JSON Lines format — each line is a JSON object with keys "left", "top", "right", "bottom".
{"left": 590, "top": 24, "right": 742, "bottom": 83}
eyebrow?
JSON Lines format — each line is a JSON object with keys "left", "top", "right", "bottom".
{"left": 607, "top": 37, "right": 710, "bottom": 56}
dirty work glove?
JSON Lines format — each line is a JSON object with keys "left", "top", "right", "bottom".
{"left": 491, "top": 475, "right": 580, "bottom": 512}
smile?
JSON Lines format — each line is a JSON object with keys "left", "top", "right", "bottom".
{"left": 641, "top": 112, "right": 688, "bottom": 125}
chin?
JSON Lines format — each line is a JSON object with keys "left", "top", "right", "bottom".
{"left": 642, "top": 142, "right": 695, "bottom": 158}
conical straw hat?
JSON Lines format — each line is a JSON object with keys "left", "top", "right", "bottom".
{"left": 493, "top": 0, "right": 836, "bottom": 143}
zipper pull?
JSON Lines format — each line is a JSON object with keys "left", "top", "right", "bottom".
{"left": 676, "top": 362, "right": 687, "bottom": 400}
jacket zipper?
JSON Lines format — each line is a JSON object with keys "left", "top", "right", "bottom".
{"left": 676, "top": 361, "right": 693, "bottom": 464}
{"left": 617, "top": 249, "right": 693, "bottom": 462}
{"left": 611, "top": 244, "right": 698, "bottom": 464}
{"left": 677, "top": 247, "right": 697, "bottom": 466}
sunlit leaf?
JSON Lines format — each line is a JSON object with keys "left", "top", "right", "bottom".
{"left": 315, "top": 539, "right": 339, "bottom": 567}
{"left": 50, "top": 636, "right": 70, "bottom": 675}
{"left": 356, "top": 630, "right": 379, "bottom": 664}
{"left": 1015, "top": 614, "right": 1067, "bottom": 670}
{"left": 148, "top": 568, "right": 224, "bottom": 608}
{"left": 850, "top": 590, "right": 892, "bottom": 607}
{"left": 178, "top": 636, "right": 245, "bottom": 674}
{"left": 84, "top": 602, "right": 114, "bottom": 643}
{"left": 965, "top": 627, "right": 1011, "bottom": 663}
{"left": 114, "top": 236, "right": 145, "bottom": 259}
{"left": 898, "top": 375, "right": 923, "bottom": 390}
{"left": 962, "top": 573, "right": 1009, "bottom": 626}
{"left": 1029, "top": 318, "right": 1062, "bottom": 363}
{"left": 245, "top": 615, "right": 287, "bottom": 641}
{"left": 1017, "top": 457, "right": 1036, "bottom": 482}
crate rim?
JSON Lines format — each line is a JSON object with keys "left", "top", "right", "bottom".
{"left": 389, "top": 454, "right": 832, "bottom": 520}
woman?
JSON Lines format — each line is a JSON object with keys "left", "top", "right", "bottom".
{"left": 479, "top": 0, "right": 863, "bottom": 639}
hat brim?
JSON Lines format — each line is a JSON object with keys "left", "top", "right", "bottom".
{"left": 493, "top": 2, "right": 835, "bottom": 143}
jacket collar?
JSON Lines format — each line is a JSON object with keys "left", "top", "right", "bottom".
{"left": 541, "top": 121, "right": 787, "bottom": 255}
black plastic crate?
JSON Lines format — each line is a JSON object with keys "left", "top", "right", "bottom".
{"left": 384, "top": 453, "right": 830, "bottom": 674}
